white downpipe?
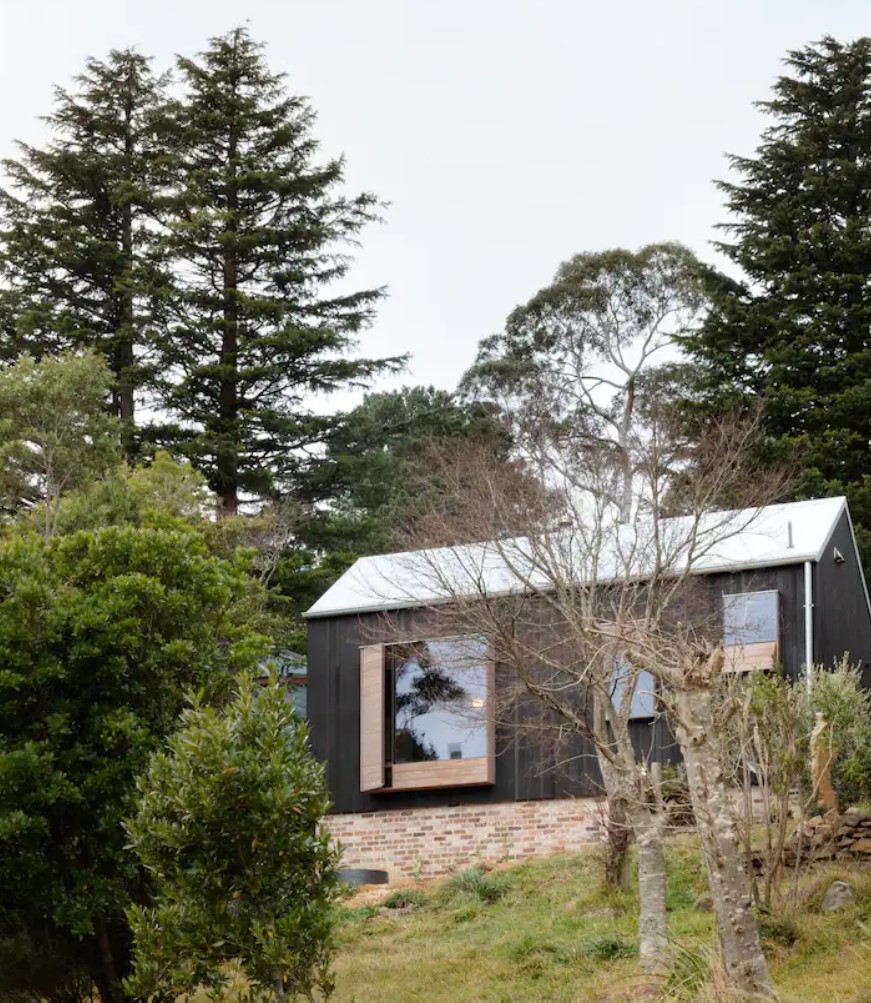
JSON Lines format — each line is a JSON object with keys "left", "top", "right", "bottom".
{"left": 804, "top": 560, "right": 814, "bottom": 692}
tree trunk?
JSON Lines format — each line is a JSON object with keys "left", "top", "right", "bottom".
{"left": 117, "top": 68, "right": 137, "bottom": 461}
{"left": 94, "top": 917, "right": 122, "bottom": 1003}
{"left": 591, "top": 696, "right": 666, "bottom": 966}
{"left": 615, "top": 376, "right": 635, "bottom": 524}
{"left": 635, "top": 803, "right": 667, "bottom": 972}
{"left": 217, "top": 238, "right": 239, "bottom": 518}
{"left": 674, "top": 686, "right": 774, "bottom": 997}
{"left": 605, "top": 792, "right": 632, "bottom": 890}
{"left": 217, "top": 55, "right": 240, "bottom": 519}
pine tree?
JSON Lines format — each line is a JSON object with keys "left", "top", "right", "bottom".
{"left": 684, "top": 37, "right": 871, "bottom": 563}
{"left": 156, "top": 28, "right": 401, "bottom": 516}
{"left": 0, "top": 50, "right": 168, "bottom": 458}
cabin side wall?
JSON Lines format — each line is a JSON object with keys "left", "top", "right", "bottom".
{"left": 308, "top": 609, "right": 680, "bottom": 815}
{"left": 813, "top": 509, "right": 871, "bottom": 686}
{"left": 308, "top": 563, "right": 812, "bottom": 816}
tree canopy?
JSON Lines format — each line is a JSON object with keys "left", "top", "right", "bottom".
{"left": 462, "top": 243, "right": 706, "bottom": 520}
{"left": 152, "top": 27, "right": 402, "bottom": 514}
{"left": 0, "top": 525, "right": 267, "bottom": 1002}
{"left": 0, "top": 49, "right": 168, "bottom": 458}
{"left": 0, "top": 28, "right": 400, "bottom": 510}
{"left": 0, "top": 350, "right": 120, "bottom": 534}
{"left": 684, "top": 36, "right": 871, "bottom": 565}
{"left": 276, "top": 386, "right": 512, "bottom": 648}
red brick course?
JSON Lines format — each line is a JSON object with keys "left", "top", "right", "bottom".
{"left": 324, "top": 797, "right": 602, "bottom": 880}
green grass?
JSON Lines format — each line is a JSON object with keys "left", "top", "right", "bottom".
{"left": 382, "top": 888, "right": 427, "bottom": 910}
{"left": 332, "top": 838, "right": 871, "bottom": 1002}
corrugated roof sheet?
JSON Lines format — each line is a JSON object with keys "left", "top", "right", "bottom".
{"left": 304, "top": 496, "right": 848, "bottom": 619}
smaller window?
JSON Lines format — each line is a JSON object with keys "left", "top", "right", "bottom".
{"left": 723, "top": 591, "right": 779, "bottom": 646}
{"left": 610, "top": 658, "right": 656, "bottom": 720}
{"left": 257, "top": 651, "right": 307, "bottom": 717}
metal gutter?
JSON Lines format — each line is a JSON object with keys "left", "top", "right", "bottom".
{"left": 804, "top": 559, "right": 814, "bottom": 692}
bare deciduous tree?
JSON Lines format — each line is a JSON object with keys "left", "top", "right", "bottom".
{"left": 461, "top": 242, "right": 706, "bottom": 523}
{"left": 378, "top": 406, "right": 788, "bottom": 993}
{"left": 460, "top": 243, "right": 706, "bottom": 887}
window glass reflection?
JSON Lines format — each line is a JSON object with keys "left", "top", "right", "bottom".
{"left": 723, "top": 591, "right": 779, "bottom": 646}
{"left": 610, "top": 658, "right": 656, "bottom": 719}
{"left": 390, "top": 636, "right": 489, "bottom": 763}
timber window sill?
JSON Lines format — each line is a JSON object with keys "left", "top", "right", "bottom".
{"left": 374, "top": 756, "right": 495, "bottom": 793}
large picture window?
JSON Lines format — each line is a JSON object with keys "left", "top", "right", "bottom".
{"left": 391, "top": 636, "right": 490, "bottom": 764}
{"left": 722, "top": 590, "right": 780, "bottom": 672}
{"left": 359, "top": 635, "right": 494, "bottom": 792}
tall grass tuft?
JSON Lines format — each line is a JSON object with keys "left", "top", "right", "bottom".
{"left": 442, "top": 866, "right": 511, "bottom": 904}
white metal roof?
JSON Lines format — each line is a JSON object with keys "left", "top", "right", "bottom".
{"left": 304, "top": 496, "right": 849, "bottom": 619}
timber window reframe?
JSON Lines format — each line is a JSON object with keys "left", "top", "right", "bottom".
{"left": 358, "top": 635, "right": 496, "bottom": 793}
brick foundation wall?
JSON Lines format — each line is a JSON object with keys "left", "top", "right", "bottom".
{"left": 324, "top": 797, "right": 603, "bottom": 881}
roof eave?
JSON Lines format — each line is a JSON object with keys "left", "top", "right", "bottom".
{"left": 302, "top": 552, "right": 820, "bottom": 620}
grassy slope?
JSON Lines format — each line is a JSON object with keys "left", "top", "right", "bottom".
{"left": 333, "top": 838, "right": 871, "bottom": 1002}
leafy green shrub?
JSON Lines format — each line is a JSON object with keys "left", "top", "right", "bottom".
{"left": 0, "top": 525, "right": 264, "bottom": 1002}
{"left": 383, "top": 889, "right": 426, "bottom": 910}
{"left": 807, "top": 660, "right": 871, "bottom": 806}
{"left": 444, "top": 866, "right": 511, "bottom": 904}
{"left": 125, "top": 673, "right": 341, "bottom": 1002}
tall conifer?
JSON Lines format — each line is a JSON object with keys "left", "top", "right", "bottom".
{"left": 156, "top": 28, "right": 400, "bottom": 515}
{"left": 685, "top": 37, "right": 871, "bottom": 562}
{"left": 0, "top": 51, "right": 167, "bottom": 458}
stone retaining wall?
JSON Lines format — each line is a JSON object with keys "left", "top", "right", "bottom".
{"left": 325, "top": 797, "right": 603, "bottom": 881}
{"left": 784, "top": 810, "right": 871, "bottom": 864}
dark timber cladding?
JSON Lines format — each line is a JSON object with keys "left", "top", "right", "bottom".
{"left": 307, "top": 558, "right": 834, "bottom": 815}
{"left": 310, "top": 608, "right": 677, "bottom": 815}
{"left": 813, "top": 509, "right": 871, "bottom": 686}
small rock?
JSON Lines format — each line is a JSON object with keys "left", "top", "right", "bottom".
{"left": 854, "top": 838, "right": 871, "bottom": 853}
{"left": 822, "top": 880, "right": 856, "bottom": 912}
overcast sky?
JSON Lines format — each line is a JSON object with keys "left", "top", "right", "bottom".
{"left": 1, "top": 1, "right": 869, "bottom": 407}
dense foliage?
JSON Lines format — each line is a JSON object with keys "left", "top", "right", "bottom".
{"left": 463, "top": 243, "right": 705, "bottom": 422}
{"left": 461, "top": 243, "right": 706, "bottom": 520}
{"left": 0, "top": 525, "right": 267, "bottom": 1002}
{"left": 152, "top": 28, "right": 401, "bottom": 513}
{"left": 126, "top": 673, "right": 340, "bottom": 1002}
{"left": 0, "top": 350, "right": 120, "bottom": 533}
{"left": 0, "top": 28, "right": 399, "bottom": 511}
{"left": 684, "top": 36, "right": 871, "bottom": 567}
{"left": 0, "top": 50, "right": 167, "bottom": 458}
{"left": 277, "top": 386, "right": 510, "bottom": 646}
{"left": 810, "top": 661, "right": 871, "bottom": 808}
